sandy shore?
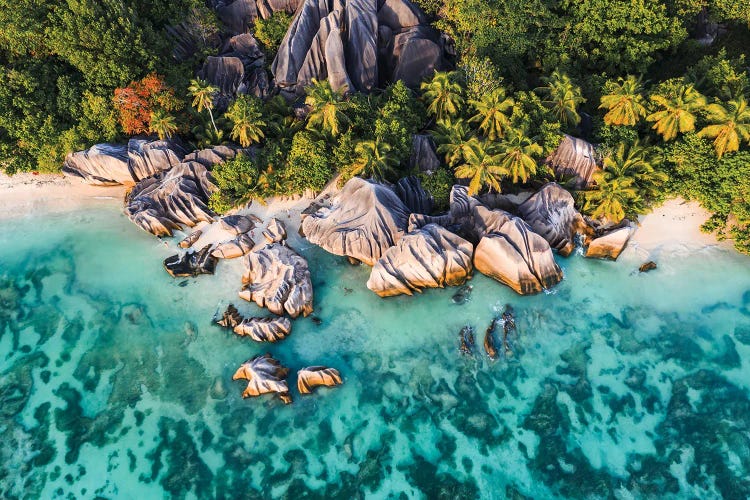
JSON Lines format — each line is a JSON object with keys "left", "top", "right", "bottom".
{"left": 0, "top": 172, "right": 126, "bottom": 219}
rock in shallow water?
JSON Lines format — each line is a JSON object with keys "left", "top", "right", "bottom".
{"left": 366, "top": 224, "right": 472, "bottom": 297}
{"left": 585, "top": 226, "right": 632, "bottom": 260}
{"left": 164, "top": 245, "right": 219, "bottom": 277}
{"left": 179, "top": 230, "right": 203, "bottom": 249}
{"left": 297, "top": 366, "right": 343, "bottom": 394}
{"left": 212, "top": 233, "right": 255, "bottom": 259}
{"left": 233, "top": 353, "right": 291, "bottom": 402}
{"left": 233, "top": 316, "right": 292, "bottom": 342}
{"left": 301, "top": 177, "right": 410, "bottom": 266}
{"left": 216, "top": 304, "right": 243, "bottom": 328}
{"left": 239, "top": 243, "right": 313, "bottom": 318}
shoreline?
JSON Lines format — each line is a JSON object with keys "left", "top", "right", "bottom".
{"left": 0, "top": 172, "right": 733, "bottom": 256}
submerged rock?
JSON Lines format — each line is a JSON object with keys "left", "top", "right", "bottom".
{"left": 217, "top": 304, "right": 243, "bottom": 328}
{"left": 366, "top": 224, "right": 472, "bottom": 297}
{"left": 483, "top": 317, "right": 499, "bottom": 360}
{"left": 262, "top": 218, "right": 287, "bottom": 243}
{"left": 233, "top": 316, "right": 292, "bottom": 342}
{"left": 473, "top": 208, "right": 563, "bottom": 295}
{"left": 164, "top": 245, "right": 219, "bottom": 277}
{"left": 639, "top": 261, "right": 657, "bottom": 273}
{"left": 301, "top": 177, "right": 410, "bottom": 265}
{"left": 459, "top": 325, "right": 475, "bottom": 355}
{"left": 518, "top": 183, "right": 590, "bottom": 256}
{"left": 179, "top": 230, "right": 203, "bottom": 249}
{"left": 233, "top": 353, "right": 291, "bottom": 402}
{"left": 452, "top": 284, "right": 473, "bottom": 305}
{"left": 212, "top": 233, "right": 255, "bottom": 259}
{"left": 585, "top": 226, "right": 632, "bottom": 260}
{"left": 239, "top": 243, "right": 313, "bottom": 318}
{"left": 297, "top": 366, "right": 343, "bottom": 393}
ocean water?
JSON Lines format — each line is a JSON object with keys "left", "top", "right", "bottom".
{"left": 1, "top": 201, "right": 750, "bottom": 500}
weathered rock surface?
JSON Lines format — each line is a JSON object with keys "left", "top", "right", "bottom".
{"left": 547, "top": 135, "right": 599, "bottom": 189}
{"left": 127, "top": 139, "right": 187, "bottom": 181}
{"left": 473, "top": 208, "right": 563, "bottom": 295}
{"left": 220, "top": 215, "right": 258, "bottom": 235}
{"left": 410, "top": 134, "right": 440, "bottom": 173}
{"left": 301, "top": 177, "right": 410, "bottom": 265}
{"left": 395, "top": 176, "right": 432, "bottom": 215}
{"left": 233, "top": 316, "right": 292, "bottom": 342}
{"left": 297, "top": 366, "right": 343, "bottom": 393}
{"left": 585, "top": 226, "right": 632, "bottom": 260}
{"left": 62, "top": 144, "right": 131, "bottom": 186}
{"left": 233, "top": 354, "right": 291, "bottom": 402}
{"left": 216, "top": 0, "right": 258, "bottom": 35}
{"left": 212, "top": 233, "right": 255, "bottom": 259}
{"left": 262, "top": 218, "right": 287, "bottom": 243}
{"left": 198, "top": 56, "right": 246, "bottom": 96}
{"left": 179, "top": 230, "right": 203, "bottom": 249}
{"left": 518, "top": 183, "right": 590, "bottom": 257}
{"left": 126, "top": 145, "right": 243, "bottom": 236}
{"left": 367, "top": 224, "right": 472, "bottom": 297}
{"left": 164, "top": 245, "right": 219, "bottom": 277}
{"left": 217, "top": 304, "right": 243, "bottom": 328}
{"left": 639, "top": 261, "right": 657, "bottom": 273}
{"left": 239, "top": 243, "right": 313, "bottom": 318}
{"left": 272, "top": 0, "right": 451, "bottom": 95}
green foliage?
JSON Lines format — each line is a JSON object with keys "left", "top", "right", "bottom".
{"left": 254, "top": 12, "right": 292, "bottom": 54}
{"left": 599, "top": 75, "right": 647, "bottom": 127}
{"left": 646, "top": 80, "right": 707, "bottom": 141}
{"left": 688, "top": 49, "right": 749, "bottom": 100}
{"left": 284, "top": 132, "right": 333, "bottom": 192}
{"left": 418, "top": 167, "right": 456, "bottom": 213}
{"left": 421, "top": 71, "right": 465, "bottom": 122}
{"left": 305, "top": 79, "right": 351, "bottom": 138}
{"left": 698, "top": 96, "right": 750, "bottom": 158}
{"left": 536, "top": 70, "right": 585, "bottom": 127}
{"left": 226, "top": 95, "right": 266, "bottom": 147}
{"left": 208, "top": 154, "right": 259, "bottom": 213}
{"left": 458, "top": 56, "right": 503, "bottom": 101}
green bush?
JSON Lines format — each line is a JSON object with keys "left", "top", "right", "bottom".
{"left": 254, "top": 12, "right": 292, "bottom": 54}
{"left": 283, "top": 131, "right": 332, "bottom": 193}
{"left": 418, "top": 167, "right": 455, "bottom": 213}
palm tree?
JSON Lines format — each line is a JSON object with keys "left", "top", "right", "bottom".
{"left": 599, "top": 75, "right": 647, "bottom": 126}
{"left": 469, "top": 87, "right": 515, "bottom": 140}
{"left": 351, "top": 138, "right": 398, "bottom": 181}
{"left": 646, "top": 83, "right": 707, "bottom": 141}
{"left": 698, "top": 96, "right": 750, "bottom": 158}
{"left": 434, "top": 118, "right": 474, "bottom": 167}
{"left": 148, "top": 109, "right": 178, "bottom": 140}
{"left": 495, "top": 129, "right": 543, "bottom": 184}
{"left": 537, "top": 70, "right": 585, "bottom": 126}
{"left": 225, "top": 95, "right": 266, "bottom": 147}
{"left": 420, "top": 71, "right": 464, "bottom": 122}
{"left": 583, "top": 175, "right": 638, "bottom": 223}
{"left": 304, "top": 79, "right": 350, "bottom": 138}
{"left": 264, "top": 95, "right": 301, "bottom": 141}
{"left": 188, "top": 78, "right": 219, "bottom": 135}
{"left": 454, "top": 138, "right": 508, "bottom": 195}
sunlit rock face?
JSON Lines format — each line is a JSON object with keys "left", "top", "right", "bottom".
{"left": 239, "top": 243, "right": 314, "bottom": 318}
{"left": 272, "top": 0, "right": 451, "bottom": 96}
{"left": 472, "top": 208, "right": 563, "bottom": 295}
{"left": 262, "top": 218, "right": 287, "bottom": 243}
{"left": 301, "top": 177, "right": 410, "bottom": 266}
{"left": 297, "top": 366, "right": 343, "bottom": 393}
{"left": 220, "top": 214, "right": 260, "bottom": 235}
{"left": 212, "top": 233, "right": 255, "bottom": 259}
{"left": 232, "top": 354, "right": 291, "bottom": 402}
{"left": 585, "top": 225, "right": 633, "bottom": 260}
{"left": 394, "top": 176, "right": 432, "bottom": 215}
{"left": 367, "top": 224, "right": 472, "bottom": 297}
{"left": 233, "top": 316, "right": 292, "bottom": 342}
{"left": 518, "top": 182, "right": 591, "bottom": 257}
{"left": 546, "top": 135, "right": 599, "bottom": 189}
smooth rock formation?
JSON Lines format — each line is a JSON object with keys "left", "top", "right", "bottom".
{"left": 585, "top": 226, "right": 632, "bottom": 260}
{"left": 473, "top": 208, "right": 563, "bottom": 295}
{"left": 233, "top": 354, "right": 291, "bottom": 402}
{"left": 394, "top": 176, "right": 432, "bottom": 214}
{"left": 639, "top": 261, "right": 657, "bottom": 273}
{"left": 345, "top": 0, "right": 378, "bottom": 92}
{"left": 198, "top": 56, "right": 246, "bottom": 96}
{"left": 382, "top": 24, "right": 448, "bottom": 88}
{"left": 410, "top": 134, "right": 440, "bottom": 173}
{"left": 212, "top": 233, "right": 255, "bottom": 259}
{"left": 262, "top": 218, "right": 287, "bottom": 243}
{"left": 233, "top": 316, "right": 292, "bottom": 342}
{"left": 367, "top": 224, "right": 472, "bottom": 297}
{"left": 164, "top": 245, "right": 219, "bottom": 277}
{"left": 239, "top": 243, "right": 313, "bottom": 317}
{"left": 217, "top": 304, "right": 243, "bottom": 328}
{"left": 547, "top": 135, "right": 599, "bottom": 189}
{"left": 518, "top": 183, "right": 589, "bottom": 257}
{"left": 297, "top": 366, "right": 343, "bottom": 393}
{"left": 301, "top": 177, "right": 410, "bottom": 265}
{"left": 62, "top": 143, "right": 132, "bottom": 186}
{"left": 220, "top": 215, "right": 257, "bottom": 235}
{"left": 127, "top": 138, "right": 186, "bottom": 181}
{"left": 179, "top": 230, "right": 203, "bottom": 249}
{"left": 216, "top": 0, "right": 257, "bottom": 35}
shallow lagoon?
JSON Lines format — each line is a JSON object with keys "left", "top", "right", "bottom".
{"left": 1, "top": 202, "right": 750, "bottom": 499}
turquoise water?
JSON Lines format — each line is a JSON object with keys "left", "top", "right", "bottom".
{"left": 2, "top": 202, "right": 750, "bottom": 499}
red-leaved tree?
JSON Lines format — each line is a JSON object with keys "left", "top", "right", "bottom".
{"left": 113, "top": 73, "right": 181, "bottom": 135}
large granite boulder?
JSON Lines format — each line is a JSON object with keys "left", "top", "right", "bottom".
{"left": 239, "top": 243, "right": 314, "bottom": 317}
{"left": 367, "top": 224, "right": 472, "bottom": 297}
{"left": 62, "top": 143, "right": 131, "bottom": 185}
{"left": 127, "top": 139, "right": 186, "bottom": 181}
{"left": 381, "top": 24, "right": 448, "bottom": 88}
{"left": 301, "top": 177, "right": 410, "bottom": 265}
{"left": 220, "top": 214, "right": 259, "bottom": 235}
{"left": 585, "top": 226, "right": 632, "bottom": 260}
{"left": 344, "top": 0, "right": 378, "bottom": 92}
{"left": 297, "top": 366, "right": 343, "bottom": 393}
{"left": 233, "top": 354, "right": 291, "bottom": 403}
{"left": 212, "top": 233, "right": 255, "bottom": 259}
{"left": 410, "top": 134, "right": 440, "bottom": 173}
{"left": 473, "top": 208, "right": 563, "bottom": 295}
{"left": 547, "top": 135, "right": 599, "bottom": 189}
{"left": 377, "top": 0, "right": 426, "bottom": 30}
{"left": 233, "top": 316, "right": 292, "bottom": 342}
{"left": 518, "top": 183, "right": 590, "bottom": 257}
{"left": 163, "top": 245, "right": 219, "bottom": 277}
{"left": 395, "top": 176, "right": 432, "bottom": 214}
{"left": 216, "top": 0, "right": 258, "bottom": 35}
{"left": 256, "top": 0, "right": 303, "bottom": 19}
{"left": 262, "top": 218, "right": 287, "bottom": 243}
{"left": 217, "top": 304, "right": 243, "bottom": 328}
{"left": 198, "top": 56, "right": 246, "bottom": 96}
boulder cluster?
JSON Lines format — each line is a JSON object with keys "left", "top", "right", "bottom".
{"left": 302, "top": 176, "right": 632, "bottom": 297}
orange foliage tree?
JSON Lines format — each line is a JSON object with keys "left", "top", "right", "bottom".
{"left": 112, "top": 73, "right": 181, "bottom": 135}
